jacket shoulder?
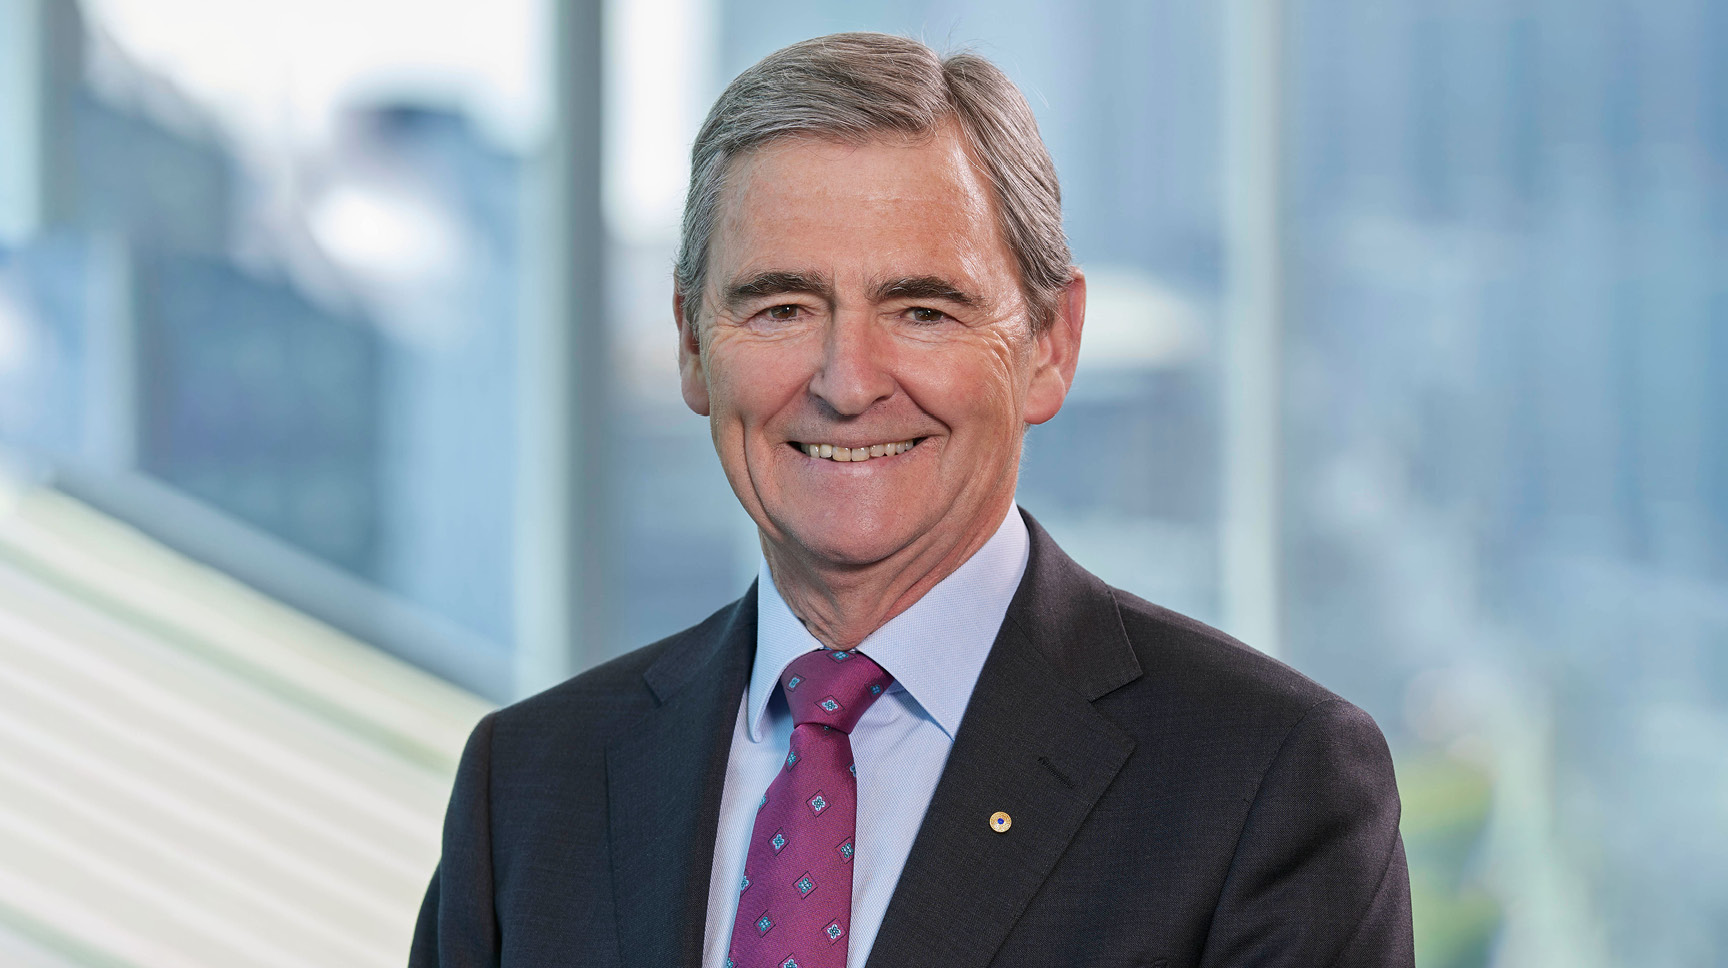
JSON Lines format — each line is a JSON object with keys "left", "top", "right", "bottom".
{"left": 486, "top": 593, "right": 747, "bottom": 752}
{"left": 1108, "top": 585, "right": 1344, "bottom": 721}
{"left": 1100, "top": 594, "right": 1414, "bottom": 966}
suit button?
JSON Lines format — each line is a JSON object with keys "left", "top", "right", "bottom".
{"left": 989, "top": 811, "right": 1012, "bottom": 833}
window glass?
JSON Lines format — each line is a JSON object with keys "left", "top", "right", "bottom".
{"left": 0, "top": 0, "right": 549, "bottom": 697}
{"left": 1284, "top": 1, "right": 1728, "bottom": 963}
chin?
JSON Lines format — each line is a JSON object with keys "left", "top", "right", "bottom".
{"left": 765, "top": 504, "right": 926, "bottom": 569}
{"left": 788, "top": 529, "right": 909, "bottom": 569}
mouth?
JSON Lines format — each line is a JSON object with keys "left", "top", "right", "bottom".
{"left": 788, "top": 437, "right": 925, "bottom": 463}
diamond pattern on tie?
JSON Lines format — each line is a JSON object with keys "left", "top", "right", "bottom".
{"left": 728, "top": 648, "right": 892, "bottom": 968}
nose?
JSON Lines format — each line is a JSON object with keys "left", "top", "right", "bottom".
{"left": 807, "top": 310, "right": 895, "bottom": 416}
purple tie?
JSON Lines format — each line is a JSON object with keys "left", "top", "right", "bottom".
{"left": 728, "top": 648, "right": 894, "bottom": 968}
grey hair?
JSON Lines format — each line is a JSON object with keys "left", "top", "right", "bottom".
{"left": 675, "top": 32, "right": 1072, "bottom": 331}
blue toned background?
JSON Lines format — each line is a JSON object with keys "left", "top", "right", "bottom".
{"left": 0, "top": 0, "right": 1722, "bottom": 964}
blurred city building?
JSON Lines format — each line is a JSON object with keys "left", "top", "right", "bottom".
{"left": 1281, "top": 3, "right": 1728, "bottom": 962}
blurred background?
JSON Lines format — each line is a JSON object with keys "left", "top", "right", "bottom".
{"left": 0, "top": 0, "right": 1722, "bottom": 964}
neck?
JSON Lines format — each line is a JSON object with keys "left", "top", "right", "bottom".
{"left": 763, "top": 500, "right": 1014, "bottom": 650}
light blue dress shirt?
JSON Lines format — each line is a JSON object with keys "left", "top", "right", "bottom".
{"left": 700, "top": 505, "right": 1030, "bottom": 967}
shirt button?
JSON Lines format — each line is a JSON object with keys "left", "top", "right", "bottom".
{"left": 989, "top": 811, "right": 1012, "bottom": 833}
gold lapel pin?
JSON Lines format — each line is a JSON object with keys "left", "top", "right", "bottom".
{"left": 989, "top": 811, "right": 1012, "bottom": 833}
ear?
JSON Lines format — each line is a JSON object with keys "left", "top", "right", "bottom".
{"left": 1022, "top": 268, "right": 1085, "bottom": 425}
{"left": 674, "top": 288, "right": 711, "bottom": 416}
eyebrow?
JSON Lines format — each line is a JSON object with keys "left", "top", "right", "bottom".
{"left": 874, "top": 276, "right": 977, "bottom": 306}
{"left": 721, "top": 271, "right": 834, "bottom": 309}
{"left": 718, "top": 270, "right": 981, "bottom": 311}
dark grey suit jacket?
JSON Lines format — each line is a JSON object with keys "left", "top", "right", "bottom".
{"left": 411, "top": 511, "right": 1414, "bottom": 967}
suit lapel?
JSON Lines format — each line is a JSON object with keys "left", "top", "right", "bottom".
{"left": 866, "top": 512, "right": 1142, "bottom": 968}
{"left": 607, "top": 587, "right": 757, "bottom": 968}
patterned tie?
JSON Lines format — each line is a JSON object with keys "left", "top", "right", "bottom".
{"left": 728, "top": 647, "right": 894, "bottom": 968}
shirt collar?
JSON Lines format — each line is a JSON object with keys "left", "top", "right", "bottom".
{"left": 749, "top": 504, "right": 1030, "bottom": 743}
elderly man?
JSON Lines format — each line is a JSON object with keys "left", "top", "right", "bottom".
{"left": 411, "top": 32, "right": 1413, "bottom": 968}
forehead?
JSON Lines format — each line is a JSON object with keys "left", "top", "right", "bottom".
{"left": 708, "top": 127, "right": 1016, "bottom": 294}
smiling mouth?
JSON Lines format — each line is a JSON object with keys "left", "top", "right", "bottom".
{"left": 790, "top": 438, "right": 924, "bottom": 462}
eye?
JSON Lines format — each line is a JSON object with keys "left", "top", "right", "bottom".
{"left": 764, "top": 304, "right": 801, "bottom": 321}
{"left": 907, "top": 306, "right": 948, "bottom": 324}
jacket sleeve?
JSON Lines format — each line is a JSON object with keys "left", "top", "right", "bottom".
{"left": 409, "top": 712, "right": 501, "bottom": 968}
{"left": 1197, "top": 698, "right": 1415, "bottom": 968}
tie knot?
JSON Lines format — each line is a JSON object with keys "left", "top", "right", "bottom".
{"left": 779, "top": 648, "right": 893, "bottom": 733}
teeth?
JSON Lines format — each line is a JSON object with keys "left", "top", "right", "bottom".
{"left": 799, "top": 439, "right": 919, "bottom": 462}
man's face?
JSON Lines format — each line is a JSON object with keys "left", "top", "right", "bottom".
{"left": 677, "top": 124, "right": 1082, "bottom": 571}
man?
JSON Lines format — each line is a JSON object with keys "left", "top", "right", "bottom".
{"left": 412, "top": 32, "right": 1413, "bottom": 968}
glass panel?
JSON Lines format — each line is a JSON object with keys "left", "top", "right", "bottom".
{"left": 1284, "top": 1, "right": 1728, "bottom": 964}
{"left": 0, "top": 0, "right": 550, "bottom": 697}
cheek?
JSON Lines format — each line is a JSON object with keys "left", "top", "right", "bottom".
{"left": 910, "top": 337, "right": 1030, "bottom": 436}
{"left": 704, "top": 342, "right": 808, "bottom": 425}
